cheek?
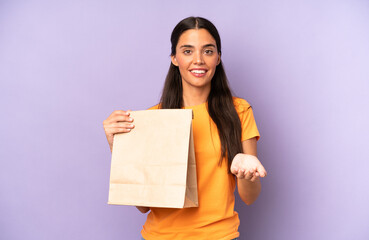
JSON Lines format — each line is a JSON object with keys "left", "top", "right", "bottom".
{"left": 208, "top": 57, "right": 219, "bottom": 69}
{"left": 176, "top": 58, "right": 191, "bottom": 72}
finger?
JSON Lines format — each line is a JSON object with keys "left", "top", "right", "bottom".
{"left": 244, "top": 170, "right": 254, "bottom": 180}
{"left": 256, "top": 165, "right": 267, "bottom": 177}
{"left": 231, "top": 162, "right": 242, "bottom": 174}
{"left": 231, "top": 166, "right": 238, "bottom": 175}
{"left": 111, "top": 122, "right": 135, "bottom": 129}
{"left": 236, "top": 170, "right": 243, "bottom": 178}
{"left": 106, "top": 126, "right": 133, "bottom": 134}
{"left": 250, "top": 175, "right": 259, "bottom": 182}
{"left": 234, "top": 169, "right": 244, "bottom": 179}
{"left": 104, "top": 122, "right": 135, "bottom": 133}
{"left": 258, "top": 171, "right": 267, "bottom": 178}
{"left": 107, "top": 115, "right": 134, "bottom": 124}
{"left": 113, "top": 110, "right": 130, "bottom": 116}
{"left": 238, "top": 169, "right": 246, "bottom": 179}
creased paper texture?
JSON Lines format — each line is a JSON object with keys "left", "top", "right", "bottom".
{"left": 108, "top": 109, "right": 198, "bottom": 208}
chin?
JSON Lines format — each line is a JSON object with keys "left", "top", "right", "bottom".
{"left": 191, "top": 82, "right": 211, "bottom": 89}
{"left": 182, "top": 76, "right": 212, "bottom": 89}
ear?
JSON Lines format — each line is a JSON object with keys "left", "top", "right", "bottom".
{"left": 171, "top": 55, "right": 178, "bottom": 66}
{"left": 217, "top": 52, "right": 221, "bottom": 65}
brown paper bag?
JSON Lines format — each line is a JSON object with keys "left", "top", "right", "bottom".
{"left": 108, "top": 109, "right": 198, "bottom": 208}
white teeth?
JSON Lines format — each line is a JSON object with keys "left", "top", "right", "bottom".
{"left": 191, "top": 70, "right": 206, "bottom": 74}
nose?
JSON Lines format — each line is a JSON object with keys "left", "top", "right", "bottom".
{"left": 193, "top": 51, "right": 204, "bottom": 64}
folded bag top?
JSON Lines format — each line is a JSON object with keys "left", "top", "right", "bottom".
{"left": 108, "top": 109, "right": 198, "bottom": 208}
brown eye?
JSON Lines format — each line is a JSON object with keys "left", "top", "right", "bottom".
{"left": 184, "top": 50, "right": 192, "bottom": 55}
{"left": 204, "top": 49, "right": 214, "bottom": 55}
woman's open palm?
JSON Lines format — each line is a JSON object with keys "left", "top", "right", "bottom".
{"left": 230, "top": 154, "right": 267, "bottom": 182}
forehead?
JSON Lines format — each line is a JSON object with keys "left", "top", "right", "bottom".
{"left": 177, "top": 29, "right": 216, "bottom": 47}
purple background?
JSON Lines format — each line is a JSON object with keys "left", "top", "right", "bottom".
{"left": 1, "top": 1, "right": 369, "bottom": 239}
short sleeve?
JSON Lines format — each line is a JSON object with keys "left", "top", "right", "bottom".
{"left": 147, "top": 104, "right": 160, "bottom": 110}
{"left": 233, "top": 97, "right": 260, "bottom": 142}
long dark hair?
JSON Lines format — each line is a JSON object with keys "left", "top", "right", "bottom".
{"left": 160, "top": 17, "right": 243, "bottom": 173}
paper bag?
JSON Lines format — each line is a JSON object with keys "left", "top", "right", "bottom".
{"left": 108, "top": 109, "right": 198, "bottom": 208}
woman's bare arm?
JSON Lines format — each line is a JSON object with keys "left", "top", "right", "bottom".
{"left": 231, "top": 137, "right": 267, "bottom": 205}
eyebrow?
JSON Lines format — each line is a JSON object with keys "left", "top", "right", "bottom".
{"left": 179, "top": 44, "right": 216, "bottom": 49}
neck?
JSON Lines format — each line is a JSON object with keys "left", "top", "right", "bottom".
{"left": 182, "top": 83, "right": 211, "bottom": 107}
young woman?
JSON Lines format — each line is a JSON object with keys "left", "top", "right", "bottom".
{"left": 103, "top": 16, "right": 267, "bottom": 240}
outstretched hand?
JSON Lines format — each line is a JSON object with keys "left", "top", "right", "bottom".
{"left": 230, "top": 153, "right": 267, "bottom": 182}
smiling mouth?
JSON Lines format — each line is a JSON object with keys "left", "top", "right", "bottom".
{"left": 190, "top": 69, "right": 207, "bottom": 74}
{"left": 189, "top": 69, "right": 208, "bottom": 77}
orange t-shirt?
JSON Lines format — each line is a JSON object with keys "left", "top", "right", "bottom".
{"left": 141, "top": 97, "right": 260, "bottom": 240}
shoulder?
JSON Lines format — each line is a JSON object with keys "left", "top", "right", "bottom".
{"left": 147, "top": 104, "right": 160, "bottom": 110}
{"left": 232, "top": 97, "right": 252, "bottom": 113}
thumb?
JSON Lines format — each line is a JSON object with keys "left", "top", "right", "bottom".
{"left": 230, "top": 165, "right": 239, "bottom": 174}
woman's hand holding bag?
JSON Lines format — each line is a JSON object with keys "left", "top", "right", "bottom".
{"left": 103, "top": 110, "right": 135, "bottom": 151}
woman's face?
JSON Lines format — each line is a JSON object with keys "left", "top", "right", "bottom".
{"left": 171, "top": 29, "right": 221, "bottom": 92}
